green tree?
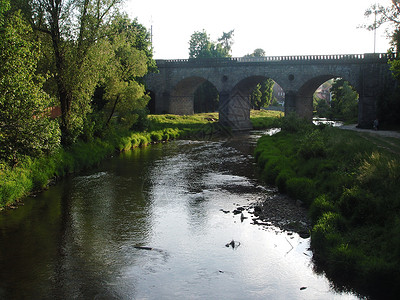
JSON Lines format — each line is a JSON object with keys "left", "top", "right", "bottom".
{"left": 24, "top": 0, "right": 123, "bottom": 145}
{"left": 330, "top": 79, "right": 358, "bottom": 121}
{"left": 250, "top": 83, "right": 263, "bottom": 109}
{"left": 109, "top": 15, "right": 157, "bottom": 74}
{"left": 217, "top": 29, "right": 234, "bottom": 57}
{"left": 189, "top": 30, "right": 213, "bottom": 58}
{"left": 189, "top": 29, "right": 234, "bottom": 59}
{"left": 250, "top": 79, "right": 275, "bottom": 110}
{"left": 0, "top": 10, "right": 60, "bottom": 165}
{"left": 92, "top": 14, "right": 153, "bottom": 131}
{"left": 245, "top": 49, "right": 273, "bottom": 110}
{"left": 244, "top": 48, "right": 265, "bottom": 57}
{"left": 314, "top": 98, "right": 331, "bottom": 118}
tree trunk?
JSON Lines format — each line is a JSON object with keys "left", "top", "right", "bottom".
{"left": 106, "top": 95, "right": 120, "bottom": 127}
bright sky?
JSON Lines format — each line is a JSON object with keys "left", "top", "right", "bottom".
{"left": 125, "top": 0, "right": 394, "bottom": 59}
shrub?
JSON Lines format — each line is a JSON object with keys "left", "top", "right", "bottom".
{"left": 275, "top": 167, "right": 296, "bottom": 192}
{"left": 311, "top": 212, "right": 345, "bottom": 251}
{"left": 286, "top": 177, "right": 316, "bottom": 206}
{"left": 338, "top": 187, "right": 379, "bottom": 226}
{"left": 309, "top": 194, "right": 335, "bottom": 224}
{"left": 150, "top": 131, "right": 163, "bottom": 142}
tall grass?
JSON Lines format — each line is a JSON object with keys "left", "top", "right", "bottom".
{"left": 254, "top": 118, "right": 400, "bottom": 297}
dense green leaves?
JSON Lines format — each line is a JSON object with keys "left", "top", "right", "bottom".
{"left": 0, "top": 1, "right": 155, "bottom": 164}
{"left": 0, "top": 0, "right": 10, "bottom": 26}
{"left": 250, "top": 79, "right": 275, "bottom": 110}
{"left": 188, "top": 29, "right": 234, "bottom": 59}
{"left": 330, "top": 79, "right": 358, "bottom": 121}
{"left": 0, "top": 11, "right": 60, "bottom": 165}
{"left": 314, "top": 79, "right": 358, "bottom": 122}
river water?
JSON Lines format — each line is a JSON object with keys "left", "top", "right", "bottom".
{"left": 0, "top": 131, "right": 360, "bottom": 299}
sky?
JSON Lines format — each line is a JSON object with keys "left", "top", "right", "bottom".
{"left": 124, "top": 0, "right": 394, "bottom": 59}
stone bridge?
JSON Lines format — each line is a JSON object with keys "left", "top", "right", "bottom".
{"left": 145, "top": 53, "right": 396, "bottom": 129}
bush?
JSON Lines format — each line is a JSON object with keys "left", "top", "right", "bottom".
{"left": 311, "top": 212, "right": 345, "bottom": 250}
{"left": 309, "top": 194, "right": 335, "bottom": 224}
{"left": 275, "top": 167, "right": 296, "bottom": 192}
{"left": 286, "top": 177, "right": 316, "bottom": 206}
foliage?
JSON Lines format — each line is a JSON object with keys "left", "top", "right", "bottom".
{"left": 20, "top": 0, "right": 124, "bottom": 144}
{"left": 0, "top": 10, "right": 60, "bottom": 165}
{"left": 250, "top": 79, "right": 275, "bottom": 109}
{"left": 0, "top": 0, "right": 9, "bottom": 25}
{"left": 314, "top": 98, "right": 331, "bottom": 118}
{"left": 330, "top": 79, "right": 358, "bottom": 121}
{"left": 244, "top": 48, "right": 266, "bottom": 57}
{"left": 188, "top": 29, "right": 234, "bottom": 58}
{"left": 313, "top": 79, "right": 358, "bottom": 122}
{"left": 254, "top": 116, "right": 400, "bottom": 297}
{"left": 108, "top": 14, "right": 156, "bottom": 73}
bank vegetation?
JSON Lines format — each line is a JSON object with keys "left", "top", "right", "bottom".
{"left": 254, "top": 115, "right": 400, "bottom": 298}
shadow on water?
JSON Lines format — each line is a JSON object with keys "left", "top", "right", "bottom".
{"left": 0, "top": 131, "right": 362, "bottom": 299}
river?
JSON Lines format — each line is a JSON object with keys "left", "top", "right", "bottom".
{"left": 0, "top": 131, "right": 360, "bottom": 299}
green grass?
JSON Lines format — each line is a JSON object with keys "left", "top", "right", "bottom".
{"left": 254, "top": 119, "right": 400, "bottom": 298}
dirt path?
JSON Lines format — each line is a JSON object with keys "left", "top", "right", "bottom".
{"left": 339, "top": 124, "right": 400, "bottom": 154}
{"left": 339, "top": 124, "right": 400, "bottom": 138}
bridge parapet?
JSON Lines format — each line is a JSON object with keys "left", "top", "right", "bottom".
{"left": 156, "top": 53, "right": 397, "bottom": 67}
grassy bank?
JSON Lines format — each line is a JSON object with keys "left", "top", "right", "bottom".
{"left": 1, "top": 110, "right": 281, "bottom": 209}
{"left": 254, "top": 117, "right": 400, "bottom": 298}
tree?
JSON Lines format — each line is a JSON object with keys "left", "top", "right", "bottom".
{"left": 188, "top": 29, "right": 234, "bottom": 59}
{"left": 250, "top": 84, "right": 263, "bottom": 109}
{"left": 244, "top": 48, "right": 265, "bottom": 57}
{"left": 217, "top": 30, "right": 234, "bottom": 57}
{"left": 189, "top": 30, "right": 213, "bottom": 58}
{"left": 330, "top": 79, "right": 358, "bottom": 121}
{"left": 88, "top": 14, "right": 154, "bottom": 132}
{"left": 24, "top": 0, "right": 123, "bottom": 145}
{"left": 109, "top": 15, "right": 157, "bottom": 74}
{"left": 250, "top": 79, "right": 275, "bottom": 110}
{"left": 0, "top": 10, "right": 60, "bottom": 165}
{"left": 101, "top": 33, "right": 149, "bottom": 129}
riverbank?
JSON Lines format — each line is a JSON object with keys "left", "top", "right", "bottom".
{"left": 254, "top": 117, "right": 400, "bottom": 298}
{"left": 0, "top": 110, "right": 282, "bottom": 210}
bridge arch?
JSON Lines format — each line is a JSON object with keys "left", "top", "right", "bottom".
{"left": 146, "top": 90, "right": 156, "bottom": 114}
{"left": 219, "top": 75, "right": 284, "bottom": 130}
{"left": 169, "top": 76, "right": 208, "bottom": 115}
{"left": 296, "top": 74, "right": 359, "bottom": 119}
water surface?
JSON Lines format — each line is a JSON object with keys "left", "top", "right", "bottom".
{"left": 0, "top": 133, "right": 359, "bottom": 299}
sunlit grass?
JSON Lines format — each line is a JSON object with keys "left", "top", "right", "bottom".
{"left": 254, "top": 118, "right": 400, "bottom": 297}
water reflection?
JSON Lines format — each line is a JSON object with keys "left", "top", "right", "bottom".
{"left": 0, "top": 134, "right": 360, "bottom": 299}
